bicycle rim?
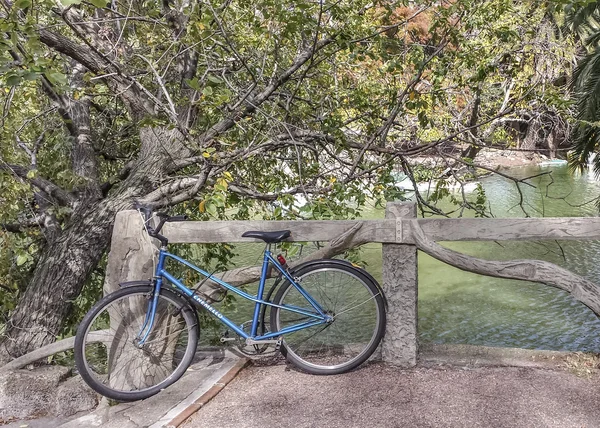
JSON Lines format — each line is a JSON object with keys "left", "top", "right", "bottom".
{"left": 75, "top": 287, "right": 198, "bottom": 401}
{"left": 271, "top": 265, "right": 385, "bottom": 374}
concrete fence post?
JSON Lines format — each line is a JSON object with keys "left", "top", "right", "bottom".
{"left": 103, "top": 210, "right": 158, "bottom": 295}
{"left": 381, "top": 202, "right": 418, "bottom": 367}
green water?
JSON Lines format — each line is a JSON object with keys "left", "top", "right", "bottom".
{"left": 215, "top": 164, "right": 600, "bottom": 352}
{"left": 379, "top": 164, "right": 600, "bottom": 352}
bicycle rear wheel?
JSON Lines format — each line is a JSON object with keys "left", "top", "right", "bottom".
{"left": 74, "top": 285, "right": 199, "bottom": 401}
{"left": 270, "top": 262, "right": 386, "bottom": 375}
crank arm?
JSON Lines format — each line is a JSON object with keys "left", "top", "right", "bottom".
{"left": 246, "top": 338, "right": 281, "bottom": 346}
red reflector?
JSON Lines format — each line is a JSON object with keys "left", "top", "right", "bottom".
{"left": 277, "top": 254, "right": 287, "bottom": 265}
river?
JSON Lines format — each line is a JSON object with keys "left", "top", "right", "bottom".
{"left": 222, "top": 163, "right": 600, "bottom": 352}
{"left": 385, "top": 163, "right": 600, "bottom": 352}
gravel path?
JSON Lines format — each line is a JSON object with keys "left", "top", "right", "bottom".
{"left": 184, "top": 362, "right": 600, "bottom": 428}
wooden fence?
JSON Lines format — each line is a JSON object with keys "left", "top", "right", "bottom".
{"left": 105, "top": 202, "right": 600, "bottom": 367}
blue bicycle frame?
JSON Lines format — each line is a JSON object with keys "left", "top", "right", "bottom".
{"left": 136, "top": 247, "right": 333, "bottom": 345}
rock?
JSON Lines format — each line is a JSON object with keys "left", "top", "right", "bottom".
{"left": 54, "top": 375, "right": 98, "bottom": 417}
{"left": 0, "top": 367, "right": 98, "bottom": 420}
{"left": 0, "top": 365, "right": 70, "bottom": 420}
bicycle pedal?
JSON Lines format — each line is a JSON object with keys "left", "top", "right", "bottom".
{"left": 220, "top": 337, "right": 237, "bottom": 343}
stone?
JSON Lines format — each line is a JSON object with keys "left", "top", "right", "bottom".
{"left": 381, "top": 202, "right": 418, "bottom": 367}
{"left": 0, "top": 366, "right": 70, "bottom": 420}
{"left": 54, "top": 375, "right": 98, "bottom": 417}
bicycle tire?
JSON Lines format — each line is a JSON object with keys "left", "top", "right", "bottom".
{"left": 270, "top": 262, "right": 386, "bottom": 375}
{"left": 74, "top": 285, "right": 199, "bottom": 401}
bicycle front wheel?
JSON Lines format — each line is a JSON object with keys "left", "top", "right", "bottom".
{"left": 74, "top": 285, "right": 199, "bottom": 401}
{"left": 270, "top": 262, "right": 386, "bottom": 375}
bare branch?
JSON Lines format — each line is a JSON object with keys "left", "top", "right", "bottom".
{"left": 135, "top": 54, "right": 179, "bottom": 124}
{"left": 1, "top": 86, "right": 15, "bottom": 129}
{"left": 139, "top": 165, "right": 212, "bottom": 209}
{"left": 0, "top": 162, "right": 76, "bottom": 206}
{"left": 171, "top": 131, "right": 328, "bottom": 173}
{"left": 15, "top": 107, "right": 58, "bottom": 135}
{"left": 0, "top": 217, "right": 45, "bottom": 233}
{"left": 228, "top": 183, "right": 279, "bottom": 201}
{"left": 141, "top": 177, "right": 200, "bottom": 203}
{"left": 38, "top": 29, "right": 157, "bottom": 118}
{"left": 196, "top": 37, "right": 335, "bottom": 146}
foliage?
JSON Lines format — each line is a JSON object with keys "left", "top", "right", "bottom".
{"left": 566, "top": 1, "right": 600, "bottom": 174}
{"left": 0, "top": 0, "right": 577, "bottom": 352}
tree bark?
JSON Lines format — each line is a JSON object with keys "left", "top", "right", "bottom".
{"left": 0, "top": 126, "right": 191, "bottom": 364}
{"left": 520, "top": 114, "right": 542, "bottom": 151}
{"left": 0, "top": 201, "right": 118, "bottom": 363}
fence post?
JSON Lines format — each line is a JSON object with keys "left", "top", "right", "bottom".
{"left": 103, "top": 210, "right": 158, "bottom": 295}
{"left": 381, "top": 201, "right": 418, "bottom": 367}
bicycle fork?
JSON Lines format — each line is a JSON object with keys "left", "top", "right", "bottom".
{"left": 133, "top": 282, "right": 162, "bottom": 347}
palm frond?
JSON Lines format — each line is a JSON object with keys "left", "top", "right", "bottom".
{"left": 574, "top": 51, "right": 600, "bottom": 118}
{"left": 565, "top": 2, "right": 600, "bottom": 33}
{"left": 570, "top": 46, "right": 600, "bottom": 171}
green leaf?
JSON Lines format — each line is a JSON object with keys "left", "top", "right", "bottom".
{"left": 185, "top": 77, "right": 201, "bottom": 91}
{"left": 88, "top": 0, "right": 108, "bottom": 7}
{"left": 16, "top": 254, "right": 28, "bottom": 266}
{"left": 14, "top": 0, "right": 31, "bottom": 9}
{"left": 205, "top": 201, "right": 217, "bottom": 215}
{"left": 26, "top": 169, "right": 37, "bottom": 179}
{"left": 44, "top": 71, "right": 68, "bottom": 86}
{"left": 207, "top": 75, "right": 223, "bottom": 84}
{"left": 6, "top": 74, "right": 22, "bottom": 86}
{"left": 22, "top": 72, "right": 39, "bottom": 81}
{"left": 60, "top": 0, "right": 82, "bottom": 5}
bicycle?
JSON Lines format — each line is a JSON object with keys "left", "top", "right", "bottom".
{"left": 74, "top": 208, "right": 387, "bottom": 401}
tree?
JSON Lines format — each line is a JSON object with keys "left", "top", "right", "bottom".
{"left": 0, "top": 0, "right": 574, "bottom": 364}
{"left": 566, "top": 1, "right": 600, "bottom": 172}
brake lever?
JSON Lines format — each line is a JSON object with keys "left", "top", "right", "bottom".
{"left": 137, "top": 206, "right": 153, "bottom": 223}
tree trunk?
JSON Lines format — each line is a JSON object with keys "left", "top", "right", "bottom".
{"left": 521, "top": 114, "right": 543, "bottom": 151}
{"left": 0, "top": 126, "right": 192, "bottom": 365}
{"left": 0, "top": 201, "right": 119, "bottom": 364}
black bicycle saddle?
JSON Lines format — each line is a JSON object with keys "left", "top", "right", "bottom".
{"left": 241, "top": 230, "right": 291, "bottom": 243}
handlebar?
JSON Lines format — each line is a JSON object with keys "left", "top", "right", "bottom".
{"left": 135, "top": 204, "right": 187, "bottom": 246}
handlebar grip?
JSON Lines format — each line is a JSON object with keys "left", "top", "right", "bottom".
{"left": 167, "top": 215, "right": 188, "bottom": 222}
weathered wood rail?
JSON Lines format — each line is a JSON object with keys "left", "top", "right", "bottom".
{"left": 161, "top": 217, "right": 600, "bottom": 244}
{"left": 102, "top": 202, "right": 600, "bottom": 369}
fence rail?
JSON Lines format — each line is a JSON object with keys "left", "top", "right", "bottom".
{"left": 163, "top": 217, "right": 600, "bottom": 244}
{"left": 106, "top": 202, "right": 600, "bottom": 368}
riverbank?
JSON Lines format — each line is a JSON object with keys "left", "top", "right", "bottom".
{"left": 408, "top": 147, "right": 550, "bottom": 173}
{"left": 475, "top": 147, "right": 547, "bottom": 169}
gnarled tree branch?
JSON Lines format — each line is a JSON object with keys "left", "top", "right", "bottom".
{"left": 409, "top": 219, "right": 600, "bottom": 317}
{"left": 0, "top": 163, "right": 76, "bottom": 207}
